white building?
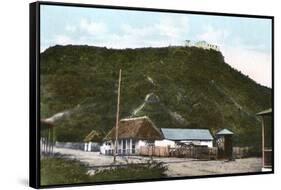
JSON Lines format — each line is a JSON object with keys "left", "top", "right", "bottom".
{"left": 194, "top": 41, "right": 220, "bottom": 51}
{"left": 155, "top": 128, "right": 214, "bottom": 148}
{"left": 100, "top": 116, "right": 163, "bottom": 155}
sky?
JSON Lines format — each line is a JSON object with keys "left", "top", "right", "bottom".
{"left": 40, "top": 5, "right": 272, "bottom": 88}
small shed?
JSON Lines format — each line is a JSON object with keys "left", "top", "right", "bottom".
{"left": 216, "top": 128, "right": 234, "bottom": 160}
{"left": 83, "top": 130, "right": 102, "bottom": 152}
{"left": 257, "top": 108, "right": 272, "bottom": 169}
{"left": 155, "top": 128, "right": 214, "bottom": 148}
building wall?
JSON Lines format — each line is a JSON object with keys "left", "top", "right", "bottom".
{"left": 155, "top": 139, "right": 175, "bottom": 147}
{"left": 135, "top": 140, "right": 147, "bottom": 154}
{"left": 200, "top": 141, "right": 213, "bottom": 147}
{"left": 84, "top": 142, "right": 100, "bottom": 152}
{"left": 100, "top": 139, "right": 147, "bottom": 155}
{"left": 155, "top": 139, "right": 213, "bottom": 148}
{"left": 100, "top": 139, "right": 213, "bottom": 155}
{"left": 100, "top": 140, "right": 113, "bottom": 154}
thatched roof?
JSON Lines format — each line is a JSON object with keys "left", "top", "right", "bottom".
{"left": 104, "top": 116, "right": 163, "bottom": 141}
{"left": 84, "top": 130, "right": 103, "bottom": 142}
{"left": 256, "top": 108, "right": 272, "bottom": 116}
{"left": 41, "top": 119, "right": 55, "bottom": 131}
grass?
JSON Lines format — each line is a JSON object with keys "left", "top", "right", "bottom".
{"left": 40, "top": 157, "right": 167, "bottom": 186}
{"left": 40, "top": 157, "right": 91, "bottom": 186}
{"left": 93, "top": 161, "right": 167, "bottom": 182}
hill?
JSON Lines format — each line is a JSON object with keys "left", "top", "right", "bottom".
{"left": 40, "top": 45, "right": 272, "bottom": 150}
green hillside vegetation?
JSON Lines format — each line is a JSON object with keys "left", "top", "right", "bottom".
{"left": 40, "top": 45, "right": 271, "bottom": 151}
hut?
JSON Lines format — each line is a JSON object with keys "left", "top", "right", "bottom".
{"left": 83, "top": 130, "right": 102, "bottom": 152}
{"left": 100, "top": 116, "right": 163, "bottom": 155}
{"left": 155, "top": 128, "right": 214, "bottom": 148}
{"left": 216, "top": 128, "right": 234, "bottom": 160}
{"left": 257, "top": 108, "right": 272, "bottom": 170}
{"left": 40, "top": 119, "right": 55, "bottom": 156}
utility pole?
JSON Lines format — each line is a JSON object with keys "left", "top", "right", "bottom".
{"left": 261, "top": 116, "right": 265, "bottom": 168}
{"left": 113, "top": 69, "right": 122, "bottom": 163}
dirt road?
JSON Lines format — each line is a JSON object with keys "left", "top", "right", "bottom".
{"left": 53, "top": 147, "right": 263, "bottom": 177}
{"left": 164, "top": 158, "right": 262, "bottom": 177}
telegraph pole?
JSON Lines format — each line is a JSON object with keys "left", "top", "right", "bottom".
{"left": 113, "top": 69, "right": 122, "bottom": 163}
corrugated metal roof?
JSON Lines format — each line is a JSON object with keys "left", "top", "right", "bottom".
{"left": 216, "top": 129, "right": 234, "bottom": 135}
{"left": 161, "top": 128, "right": 213, "bottom": 140}
{"left": 256, "top": 108, "right": 272, "bottom": 116}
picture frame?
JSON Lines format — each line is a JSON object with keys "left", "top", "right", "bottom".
{"left": 30, "top": 1, "right": 274, "bottom": 188}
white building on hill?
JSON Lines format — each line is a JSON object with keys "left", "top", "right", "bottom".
{"left": 194, "top": 41, "right": 220, "bottom": 51}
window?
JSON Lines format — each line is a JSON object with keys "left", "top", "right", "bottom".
{"left": 122, "top": 139, "right": 126, "bottom": 154}
{"left": 132, "top": 140, "right": 136, "bottom": 154}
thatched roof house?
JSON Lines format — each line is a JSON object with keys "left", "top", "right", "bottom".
{"left": 101, "top": 116, "right": 163, "bottom": 155}
{"left": 104, "top": 116, "right": 163, "bottom": 141}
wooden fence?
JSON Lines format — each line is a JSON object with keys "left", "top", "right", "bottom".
{"left": 139, "top": 146, "right": 251, "bottom": 160}
{"left": 140, "top": 146, "right": 169, "bottom": 157}
{"left": 169, "top": 146, "right": 217, "bottom": 160}
{"left": 233, "top": 147, "right": 250, "bottom": 158}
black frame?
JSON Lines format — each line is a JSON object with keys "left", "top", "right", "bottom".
{"left": 29, "top": 1, "right": 274, "bottom": 189}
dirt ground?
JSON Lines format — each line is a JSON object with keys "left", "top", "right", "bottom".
{"left": 163, "top": 158, "right": 262, "bottom": 177}
{"left": 53, "top": 147, "right": 263, "bottom": 177}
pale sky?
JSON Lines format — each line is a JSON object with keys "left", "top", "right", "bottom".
{"left": 40, "top": 5, "right": 272, "bottom": 88}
